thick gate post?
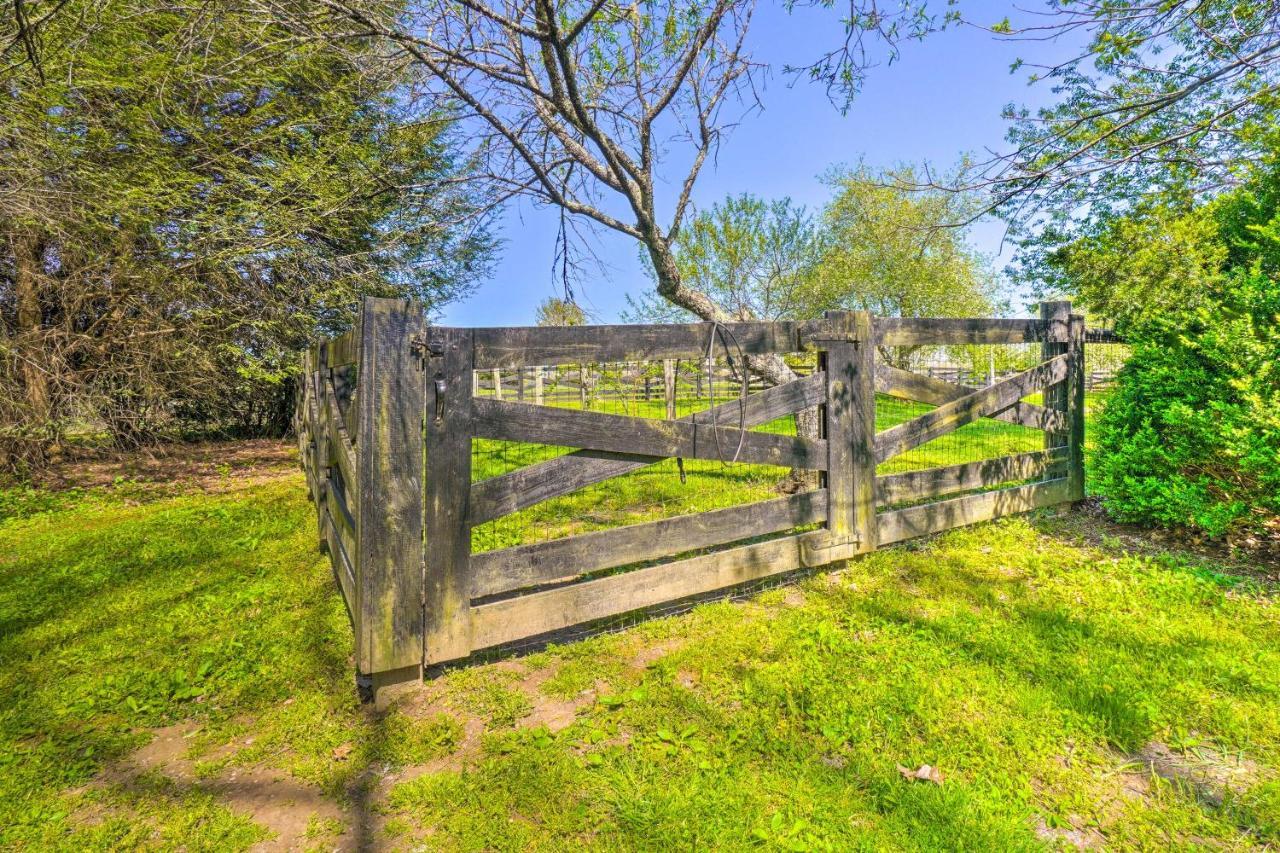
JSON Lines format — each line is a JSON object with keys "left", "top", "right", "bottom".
{"left": 355, "top": 297, "right": 428, "bottom": 706}
{"left": 1067, "top": 312, "right": 1086, "bottom": 500}
{"left": 820, "top": 310, "right": 877, "bottom": 554}
{"left": 422, "top": 325, "right": 474, "bottom": 671}
{"left": 1040, "top": 301, "right": 1071, "bottom": 477}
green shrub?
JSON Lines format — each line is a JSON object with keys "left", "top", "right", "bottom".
{"left": 1093, "top": 270, "right": 1280, "bottom": 538}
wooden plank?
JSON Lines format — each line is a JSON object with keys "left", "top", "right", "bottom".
{"left": 422, "top": 325, "right": 474, "bottom": 665}
{"left": 323, "top": 509, "right": 357, "bottom": 626}
{"left": 874, "top": 317, "right": 1045, "bottom": 347}
{"left": 1041, "top": 302, "right": 1071, "bottom": 460}
{"left": 472, "top": 320, "right": 819, "bottom": 369}
{"left": 325, "top": 488, "right": 358, "bottom": 598}
{"left": 878, "top": 478, "right": 1073, "bottom": 545}
{"left": 323, "top": 376, "right": 359, "bottom": 493}
{"left": 355, "top": 298, "right": 427, "bottom": 679}
{"left": 471, "top": 490, "right": 829, "bottom": 599}
{"left": 468, "top": 371, "right": 827, "bottom": 524}
{"left": 875, "top": 364, "right": 1067, "bottom": 432}
{"left": 324, "top": 329, "right": 359, "bottom": 367}
{"left": 469, "top": 529, "right": 856, "bottom": 650}
{"left": 1067, "top": 314, "right": 1086, "bottom": 500}
{"left": 471, "top": 397, "right": 827, "bottom": 471}
{"left": 874, "top": 355, "right": 1069, "bottom": 464}
{"left": 820, "top": 311, "right": 877, "bottom": 552}
{"left": 876, "top": 448, "right": 1068, "bottom": 507}
{"left": 1084, "top": 327, "right": 1126, "bottom": 344}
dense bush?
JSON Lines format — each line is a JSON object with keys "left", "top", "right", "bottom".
{"left": 1093, "top": 269, "right": 1280, "bottom": 540}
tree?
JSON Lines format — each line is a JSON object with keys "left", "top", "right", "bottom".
{"left": 0, "top": 0, "right": 493, "bottom": 473}
{"left": 969, "top": 0, "right": 1280, "bottom": 235}
{"left": 1084, "top": 172, "right": 1280, "bottom": 542}
{"left": 536, "top": 297, "right": 588, "bottom": 326}
{"left": 622, "top": 194, "right": 821, "bottom": 323}
{"left": 811, "top": 165, "right": 999, "bottom": 362}
{"left": 274, "top": 0, "right": 942, "bottom": 402}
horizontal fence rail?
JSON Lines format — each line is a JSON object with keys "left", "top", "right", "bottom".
{"left": 296, "top": 299, "right": 1113, "bottom": 705}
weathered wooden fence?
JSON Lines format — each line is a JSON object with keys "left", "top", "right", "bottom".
{"left": 297, "top": 298, "right": 1098, "bottom": 704}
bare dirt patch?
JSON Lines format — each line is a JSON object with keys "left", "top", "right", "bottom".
{"left": 93, "top": 721, "right": 353, "bottom": 851}
{"left": 1129, "top": 741, "right": 1264, "bottom": 809}
{"left": 33, "top": 438, "right": 297, "bottom": 495}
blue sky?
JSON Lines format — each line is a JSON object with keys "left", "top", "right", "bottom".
{"left": 440, "top": 0, "right": 1076, "bottom": 327}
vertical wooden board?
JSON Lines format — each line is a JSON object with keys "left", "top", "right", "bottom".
{"left": 663, "top": 359, "right": 677, "bottom": 420}
{"left": 356, "top": 298, "right": 427, "bottom": 678}
{"left": 534, "top": 367, "right": 544, "bottom": 405}
{"left": 850, "top": 312, "right": 877, "bottom": 551}
{"left": 423, "top": 326, "right": 474, "bottom": 665}
{"left": 1067, "top": 314, "right": 1086, "bottom": 500}
{"left": 491, "top": 367, "right": 502, "bottom": 401}
{"left": 821, "top": 311, "right": 877, "bottom": 552}
{"left": 1040, "top": 301, "right": 1070, "bottom": 455}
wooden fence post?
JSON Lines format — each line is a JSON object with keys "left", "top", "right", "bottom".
{"left": 663, "top": 359, "right": 677, "bottom": 419}
{"left": 355, "top": 298, "right": 427, "bottom": 706}
{"left": 1067, "top": 312, "right": 1086, "bottom": 500}
{"left": 423, "top": 325, "right": 474, "bottom": 671}
{"left": 821, "top": 310, "right": 877, "bottom": 553}
{"left": 534, "top": 366, "right": 544, "bottom": 405}
{"left": 1040, "top": 301, "right": 1071, "bottom": 476}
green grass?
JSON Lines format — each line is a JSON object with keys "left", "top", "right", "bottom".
{"left": 470, "top": 393, "right": 1074, "bottom": 553}
{"left": 1, "top": 450, "right": 1277, "bottom": 850}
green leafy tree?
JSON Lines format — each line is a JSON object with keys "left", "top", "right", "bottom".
{"left": 622, "top": 195, "right": 821, "bottom": 324}
{"left": 536, "top": 298, "right": 588, "bottom": 326}
{"left": 1062, "top": 173, "right": 1280, "bottom": 541}
{"left": 0, "top": 0, "right": 493, "bottom": 472}
{"left": 977, "top": 0, "right": 1280, "bottom": 231}
{"left": 811, "top": 165, "right": 1000, "bottom": 365}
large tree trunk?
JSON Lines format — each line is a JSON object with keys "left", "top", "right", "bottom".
{"left": 7, "top": 231, "right": 52, "bottom": 470}
{"left": 645, "top": 233, "right": 821, "bottom": 491}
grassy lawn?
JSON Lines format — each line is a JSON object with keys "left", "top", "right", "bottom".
{"left": 2, "top": 438, "right": 1278, "bottom": 850}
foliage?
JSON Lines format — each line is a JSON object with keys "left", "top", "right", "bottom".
{"left": 535, "top": 298, "right": 588, "bottom": 327}
{"left": 622, "top": 194, "right": 822, "bottom": 324}
{"left": 2, "top": 469, "right": 1277, "bottom": 847}
{"left": 0, "top": 0, "right": 493, "bottom": 474}
{"left": 1093, "top": 268, "right": 1280, "bottom": 539}
{"left": 625, "top": 171, "right": 999, "bottom": 337}
{"left": 812, "top": 164, "right": 999, "bottom": 320}
{"left": 1063, "top": 173, "right": 1280, "bottom": 539}
{"left": 984, "top": 0, "right": 1280, "bottom": 235}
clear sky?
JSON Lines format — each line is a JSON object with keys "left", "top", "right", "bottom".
{"left": 439, "top": 0, "right": 1075, "bottom": 327}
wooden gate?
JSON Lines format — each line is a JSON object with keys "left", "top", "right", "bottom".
{"left": 296, "top": 299, "right": 1088, "bottom": 704}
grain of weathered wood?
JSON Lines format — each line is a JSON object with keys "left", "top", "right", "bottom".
{"left": 663, "top": 359, "right": 677, "bottom": 420}
{"left": 471, "top": 321, "right": 816, "bottom": 368}
{"left": 468, "top": 371, "right": 827, "bottom": 524}
{"left": 423, "top": 325, "right": 474, "bottom": 665}
{"left": 469, "top": 529, "right": 856, "bottom": 650}
{"left": 875, "top": 448, "right": 1068, "bottom": 507}
{"left": 470, "top": 490, "right": 830, "bottom": 598}
{"left": 875, "top": 364, "right": 1067, "bottom": 432}
{"left": 874, "top": 317, "right": 1046, "bottom": 347}
{"left": 1067, "top": 314, "right": 1086, "bottom": 500}
{"left": 877, "top": 477, "right": 1073, "bottom": 545}
{"left": 820, "top": 311, "right": 877, "bottom": 552}
{"left": 325, "top": 329, "right": 359, "bottom": 367}
{"left": 324, "top": 376, "right": 359, "bottom": 493}
{"left": 1041, "top": 302, "right": 1071, "bottom": 461}
{"left": 472, "top": 397, "right": 828, "bottom": 471}
{"left": 323, "top": 510, "right": 357, "bottom": 626}
{"left": 874, "top": 355, "right": 1069, "bottom": 464}
{"left": 355, "top": 298, "right": 427, "bottom": 679}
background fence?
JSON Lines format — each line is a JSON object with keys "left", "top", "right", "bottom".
{"left": 297, "top": 298, "right": 1106, "bottom": 705}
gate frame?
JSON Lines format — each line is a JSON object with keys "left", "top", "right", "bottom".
{"left": 297, "top": 298, "right": 1090, "bottom": 706}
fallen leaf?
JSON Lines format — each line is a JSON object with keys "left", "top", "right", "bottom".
{"left": 897, "top": 763, "right": 943, "bottom": 784}
{"left": 332, "top": 743, "right": 354, "bottom": 761}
